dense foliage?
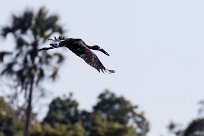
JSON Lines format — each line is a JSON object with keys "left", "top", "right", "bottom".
{"left": 0, "top": 90, "right": 148, "bottom": 136}
{"left": 43, "top": 90, "right": 148, "bottom": 136}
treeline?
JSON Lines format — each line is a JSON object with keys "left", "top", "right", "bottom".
{"left": 1, "top": 90, "right": 204, "bottom": 136}
{"left": 0, "top": 90, "right": 148, "bottom": 136}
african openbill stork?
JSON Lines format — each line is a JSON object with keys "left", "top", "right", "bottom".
{"left": 39, "top": 37, "right": 115, "bottom": 73}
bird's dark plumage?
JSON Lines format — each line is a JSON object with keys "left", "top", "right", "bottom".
{"left": 39, "top": 37, "right": 115, "bottom": 73}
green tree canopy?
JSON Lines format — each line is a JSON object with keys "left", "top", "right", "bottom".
{"left": 30, "top": 122, "right": 85, "bottom": 136}
{"left": 43, "top": 90, "right": 148, "bottom": 136}
{"left": 0, "top": 90, "right": 148, "bottom": 136}
{"left": 0, "top": 97, "right": 24, "bottom": 136}
{"left": 93, "top": 90, "right": 149, "bottom": 135}
{"left": 87, "top": 113, "right": 137, "bottom": 136}
{"left": 43, "top": 93, "right": 80, "bottom": 125}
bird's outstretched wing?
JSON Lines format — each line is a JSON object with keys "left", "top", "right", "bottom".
{"left": 68, "top": 42, "right": 115, "bottom": 73}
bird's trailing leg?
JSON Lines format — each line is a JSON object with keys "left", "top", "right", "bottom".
{"left": 38, "top": 37, "right": 66, "bottom": 51}
{"left": 48, "top": 36, "right": 66, "bottom": 48}
{"left": 87, "top": 45, "right": 110, "bottom": 56}
{"left": 38, "top": 47, "right": 55, "bottom": 51}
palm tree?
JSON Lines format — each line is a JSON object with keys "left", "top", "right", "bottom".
{"left": 0, "top": 7, "right": 65, "bottom": 136}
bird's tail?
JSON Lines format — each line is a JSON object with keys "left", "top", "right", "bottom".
{"left": 107, "top": 69, "right": 115, "bottom": 73}
{"left": 101, "top": 69, "right": 115, "bottom": 74}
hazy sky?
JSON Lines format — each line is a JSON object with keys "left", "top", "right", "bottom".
{"left": 1, "top": 0, "right": 204, "bottom": 136}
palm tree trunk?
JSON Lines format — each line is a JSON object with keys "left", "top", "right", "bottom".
{"left": 24, "top": 77, "right": 34, "bottom": 136}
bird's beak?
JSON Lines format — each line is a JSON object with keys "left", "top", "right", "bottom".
{"left": 100, "top": 48, "right": 110, "bottom": 56}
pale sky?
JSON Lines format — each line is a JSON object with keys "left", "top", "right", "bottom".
{"left": 0, "top": 0, "right": 204, "bottom": 136}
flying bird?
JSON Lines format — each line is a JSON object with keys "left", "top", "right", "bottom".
{"left": 39, "top": 37, "right": 115, "bottom": 73}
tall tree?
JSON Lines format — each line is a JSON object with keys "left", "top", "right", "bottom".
{"left": 0, "top": 7, "right": 65, "bottom": 136}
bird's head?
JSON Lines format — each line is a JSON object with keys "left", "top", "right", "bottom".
{"left": 92, "top": 45, "right": 110, "bottom": 56}
{"left": 92, "top": 45, "right": 100, "bottom": 50}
